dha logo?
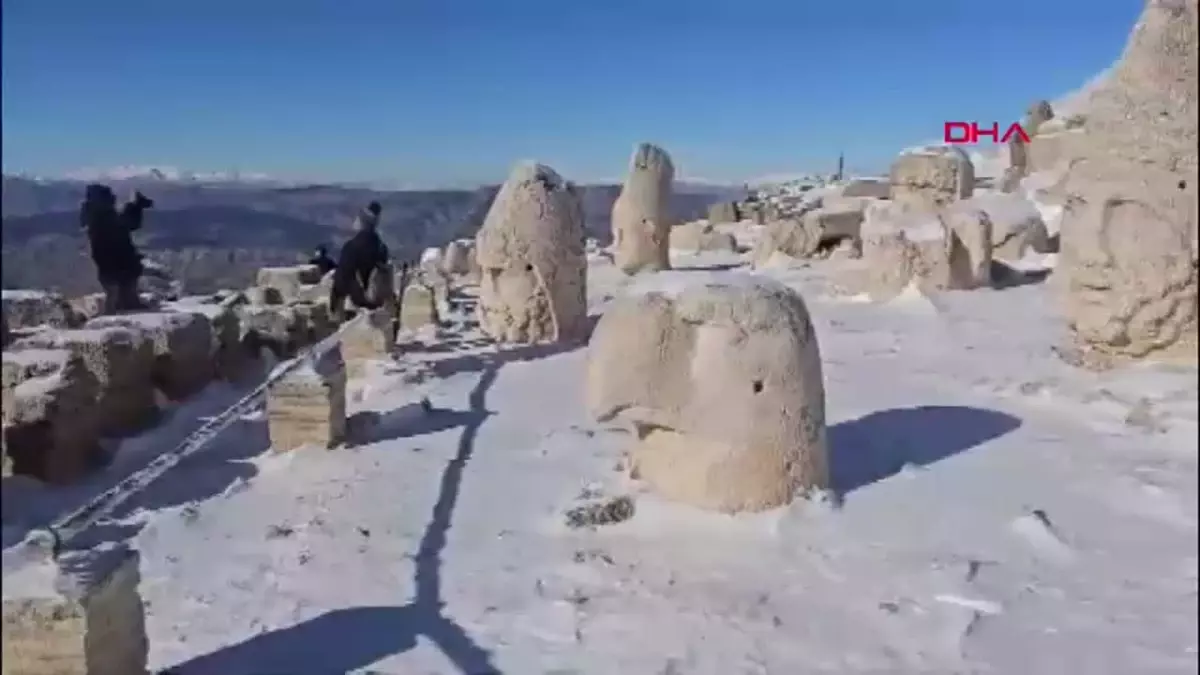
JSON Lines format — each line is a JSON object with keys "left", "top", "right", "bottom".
{"left": 943, "top": 122, "right": 1031, "bottom": 145}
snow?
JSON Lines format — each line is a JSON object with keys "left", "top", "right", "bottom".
{"left": 0, "top": 289, "right": 56, "bottom": 301}
{"left": 621, "top": 269, "right": 789, "bottom": 300}
{"left": 421, "top": 247, "right": 444, "bottom": 265}
{"left": 2, "top": 251, "right": 1196, "bottom": 674}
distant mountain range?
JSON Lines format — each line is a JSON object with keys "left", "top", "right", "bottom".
{"left": 1, "top": 174, "right": 741, "bottom": 296}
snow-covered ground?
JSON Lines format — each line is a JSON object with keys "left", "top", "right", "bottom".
{"left": 5, "top": 244, "right": 1197, "bottom": 674}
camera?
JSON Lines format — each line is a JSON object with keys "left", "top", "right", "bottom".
{"left": 132, "top": 191, "right": 155, "bottom": 210}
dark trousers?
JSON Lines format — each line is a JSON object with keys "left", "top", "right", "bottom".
{"left": 329, "top": 274, "right": 378, "bottom": 321}
{"left": 100, "top": 280, "right": 144, "bottom": 314}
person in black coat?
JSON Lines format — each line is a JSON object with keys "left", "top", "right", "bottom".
{"left": 79, "top": 184, "right": 155, "bottom": 313}
{"left": 330, "top": 201, "right": 390, "bottom": 320}
{"left": 308, "top": 244, "right": 337, "bottom": 275}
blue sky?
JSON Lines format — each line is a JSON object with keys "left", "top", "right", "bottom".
{"left": 3, "top": 0, "right": 1139, "bottom": 186}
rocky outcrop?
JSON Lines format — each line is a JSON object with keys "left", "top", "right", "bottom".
{"left": 475, "top": 163, "right": 589, "bottom": 344}
{"left": 586, "top": 272, "right": 829, "bottom": 513}
{"left": 612, "top": 143, "right": 676, "bottom": 274}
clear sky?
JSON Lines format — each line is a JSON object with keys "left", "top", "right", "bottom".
{"left": 2, "top": 0, "right": 1140, "bottom": 186}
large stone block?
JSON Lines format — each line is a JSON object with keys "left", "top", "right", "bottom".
{"left": 340, "top": 309, "right": 395, "bottom": 378}
{"left": 266, "top": 340, "right": 347, "bottom": 452}
{"left": 1, "top": 350, "right": 102, "bottom": 484}
{"left": 399, "top": 283, "right": 440, "bottom": 332}
{"left": 256, "top": 265, "right": 324, "bottom": 305}
{"left": 12, "top": 327, "right": 157, "bottom": 437}
{"left": 889, "top": 145, "right": 975, "bottom": 209}
{"left": 2, "top": 544, "right": 149, "bottom": 675}
{"left": 859, "top": 201, "right": 993, "bottom": 300}
{"left": 87, "top": 311, "right": 214, "bottom": 401}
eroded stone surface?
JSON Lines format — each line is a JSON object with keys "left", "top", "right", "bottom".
{"left": 1, "top": 290, "right": 76, "bottom": 331}
{"left": 859, "top": 201, "right": 993, "bottom": 300}
{"left": 612, "top": 143, "right": 676, "bottom": 274}
{"left": 12, "top": 327, "right": 157, "bottom": 437}
{"left": 1052, "top": 0, "right": 1198, "bottom": 367}
{"left": 475, "top": 163, "right": 589, "bottom": 345}
{"left": 266, "top": 340, "right": 347, "bottom": 451}
{"left": 87, "top": 311, "right": 214, "bottom": 401}
{"left": 889, "top": 145, "right": 975, "bottom": 209}
{"left": 2, "top": 544, "right": 148, "bottom": 675}
{"left": 586, "top": 272, "right": 829, "bottom": 513}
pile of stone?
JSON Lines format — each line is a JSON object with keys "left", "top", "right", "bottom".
{"left": 1, "top": 293, "right": 240, "bottom": 487}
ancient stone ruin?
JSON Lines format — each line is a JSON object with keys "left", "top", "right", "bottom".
{"left": 670, "top": 221, "right": 738, "bottom": 253}
{"left": 858, "top": 200, "right": 994, "bottom": 300}
{"left": 266, "top": 339, "right": 348, "bottom": 452}
{"left": 2, "top": 544, "right": 150, "bottom": 675}
{"left": 585, "top": 272, "right": 829, "bottom": 513}
{"left": 611, "top": 143, "right": 676, "bottom": 274}
{"left": 1053, "top": 0, "right": 1198, "bottom": 368}
{"left": 339, "top": 308, "right": 396, "bottom": 378}
{"left": 399, "top": 283, "right": 440, "bottom": 333}
{"left": 889, "top": 145, "right": 975, "bottom": 209}
{"left": 475, "top": 162, "right": 589, "bottom": 344}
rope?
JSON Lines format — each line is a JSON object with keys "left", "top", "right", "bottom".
{"left": 25, "top": 322, "right": 356, "bottom": 557}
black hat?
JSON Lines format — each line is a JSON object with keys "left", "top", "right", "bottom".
{"left": 367, "top": 201, "right": 382, "bottom": 216}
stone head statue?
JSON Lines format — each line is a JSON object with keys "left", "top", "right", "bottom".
{"left": 586, "top": 272, "right": 829, "bottom": 513}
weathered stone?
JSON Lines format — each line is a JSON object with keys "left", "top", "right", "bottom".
{"left": 476, "top": 162, "right": 589, "bottom": 344}
{"left": 1050, "top": 0, "right": 1198, "bottom": 368}
{"left": 586, "top": 272, "right": 828, "bottom": 513}
{"left": 751, "top": 218, "right": 821, "bottom": 265}
{"left": 612, "top": 143, "right": 676, "bottom": 275}
{"left": 669, "top": 222, "right": 738, "bottom": 253}
{"left": 839, "top": 178, "right": 891, "bottom": 199}
{"left": 442, "top": 240, "right": 474, "bottom": 276}
{"left": 236, "top": 305, "right": 312, "bottom": 359}
{"left": 707, "top": 201, "right": 740, "bottom": 224}
{"left": 1, "top": 351, "right": 102, "bottom": 484}
{"left": 87, "top": 311, "right": 214, "bottom": 401}
{"left": 339, "top": 308, "right": 395, "bottom": 378}
{"left": 2, "top": 544, "right": 149, "bottom": 675}
{"left": 959, "top": 191, "right": 1052, "bottom": 261}
{"left": 70, "top": 293, "right": 108, "bottom": 324}
{"left": 12, "top": 327, "right": 157, "bottom": 437}
{"left": 256, "top": 265, "right": 324, "bottom": 304}
{"left": 2, "top": 290, "right": 75, "bottom": 331}
{"left": 399, "top": 283, "right": 440, "bottom": 332}
{"left": 859, "top": 201, "right": 993, "bottom": 300}
{"left": 266, "top": 340, "right": 347, "bottom": 451}
{"left": 889, "top": 145, "right": 975, "bottom": 209}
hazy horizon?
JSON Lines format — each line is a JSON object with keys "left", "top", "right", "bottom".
{"left": 2, "top": 0, "right": 1140, "bottom": 186}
